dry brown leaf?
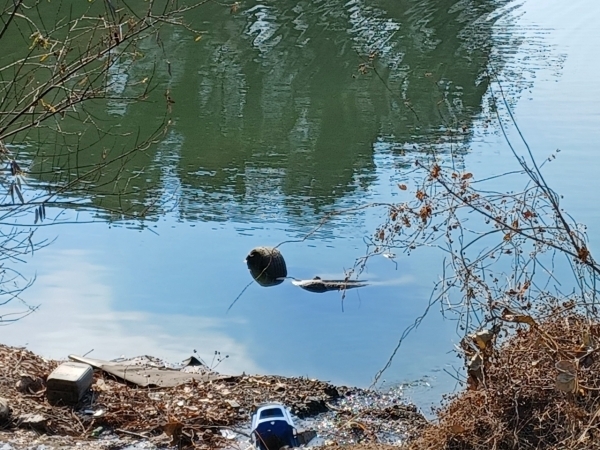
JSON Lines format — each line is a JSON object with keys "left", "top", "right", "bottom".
{"left": 577, "top": 245, "right": 590, "bottom": 262}
{"left": 501, "top": 308, "right": 536, "bottom": 326}
{"left": 450, "top": 423, "right": 465, "bottom": 434}
{"left": 555, "top": 360, "right": 578, "bottom": 393}
{"left": 419, "top": 205, "right": 432, "bottom": 223}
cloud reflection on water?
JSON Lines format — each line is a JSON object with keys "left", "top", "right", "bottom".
{"left": 2, "top": 249, "right": 263, "bottom": 376}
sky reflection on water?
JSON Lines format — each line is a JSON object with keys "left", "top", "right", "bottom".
{"left": 5, "top": 215, "right": 459, "bottom": 394}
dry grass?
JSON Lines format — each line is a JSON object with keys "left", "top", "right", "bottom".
{"left": 409, "top": 308, "right": 600, "bottom": 450}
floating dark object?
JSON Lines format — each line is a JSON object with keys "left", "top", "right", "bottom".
{"left": 246, "top": 246, "right": 287, "bottom": 287}
{"left": 291, "top": 276, "right": 368, "bottom": 293}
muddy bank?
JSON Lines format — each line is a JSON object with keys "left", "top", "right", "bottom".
{"left": 0, "top": 344, "right": 426, "bottom": 449}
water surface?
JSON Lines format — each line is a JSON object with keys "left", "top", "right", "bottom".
{"left": 1, "top": 0, "right": 597, "bottom": 410}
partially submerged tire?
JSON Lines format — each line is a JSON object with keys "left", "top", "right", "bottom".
{"left": 245, "top": 247, "right": 287, "bottom": 287}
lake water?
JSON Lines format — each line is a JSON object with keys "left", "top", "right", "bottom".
{"left": 1, "top": 0, "right": 599, "bottom": 411}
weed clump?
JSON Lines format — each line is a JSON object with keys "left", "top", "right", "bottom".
{"left": 409, "top": 308, "right": 600, "bottom": 450}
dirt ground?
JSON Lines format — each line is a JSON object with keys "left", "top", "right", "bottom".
{"left": 0, "top": 430, "right": 406, "bottom": 450}
{"left": 8, "top": 310, "right": 600, "bottom": 450}
{"left": 0, "top": 344, "right": 426, "bottom": 449}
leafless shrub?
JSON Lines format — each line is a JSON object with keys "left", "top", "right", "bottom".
{"left": 358, "top": 78, "right": 600, "bottom": 448}
{"left": 0, "top": 0, "right": 210, "bottom": 321}
{"left": 408, "top": 309, "right": 600, "bottom": 450}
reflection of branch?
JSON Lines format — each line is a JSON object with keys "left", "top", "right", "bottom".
{"left": 362, "top": 70, "right": 600, "bottom": 383}
{"left": 0, "top": 1, "right": 22, "bottom": 42}
{"left": 226, "top": 280, "right": 253, "bottom": 313}
{"left": 371, "top": 284, "right": 443, "bottom": 388}
{"left": 0, "top": 0, "right": 208, "bottom": 141}
{"left": 275, "top": 203, "right": 389, "bottom": 250}
{"left": 488, "top": 75, "right": 589, "bottom": 269}
{"left": 0, "top": 1, "right": 210, "bottom": 323}
{"left": 354, "top": 49, "right": 420, "bottom": 122}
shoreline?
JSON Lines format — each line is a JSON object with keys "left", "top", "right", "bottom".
{"left": 0, "top": 344, "right": 427, "bottom": 449}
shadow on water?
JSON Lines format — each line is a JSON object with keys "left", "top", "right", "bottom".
{"left": 16, "top": 0, "right": 522, "bottom": 226}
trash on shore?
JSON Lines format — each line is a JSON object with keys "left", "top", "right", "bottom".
{"left": 291, "top": 277, "right": 368, "bottom": 293}
{"left": 245, "top": 246, "right": 288, "bottom": 287}
{"left": 251, "top": 402, "right": 316, "bottom": 450}
{"left": 67, "top": 354, "right": 232, "bottom": 387}
{"left": 46, "top": 362, "right": 94, "bottom": 406}
{"left": 0, "top": 344, "right": 424, "bottom": 449}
